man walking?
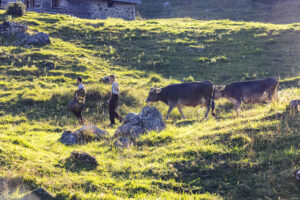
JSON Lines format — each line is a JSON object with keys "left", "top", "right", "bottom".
{"left": 109, "top": 75, "right": 122, "bottom": 126}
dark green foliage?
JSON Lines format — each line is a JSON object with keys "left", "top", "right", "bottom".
{"left": 6, "top": 2, "right": 26, "bottom": 17}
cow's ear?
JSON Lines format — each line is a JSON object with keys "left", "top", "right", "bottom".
{"left": 155, "top": 88, "right": 161, "bottom": 94}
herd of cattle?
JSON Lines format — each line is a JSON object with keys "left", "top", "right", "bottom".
{"left": 146, "top": 77, "right": 279, "bottom": 119}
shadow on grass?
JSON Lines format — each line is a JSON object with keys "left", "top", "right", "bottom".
{"left": 160, "top": 112, "right": 300, "bottom": 199}
{"left": 175, "top": 119, "right": 196, "bottom": 127}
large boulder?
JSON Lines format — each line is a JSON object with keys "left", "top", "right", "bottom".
{"left": 59, "top": 125, "right": 108, "bottom": 145}
{"left": 21, "top": 187, "right": 55, "bottom": 200}
{"left": 139, "top": 106, "right": 165, "bottom": 132}
{"left": 114, "top": 106, "right": 165, "bottom": 139}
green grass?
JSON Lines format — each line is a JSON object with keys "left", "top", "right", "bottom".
{"left": 0, "top": 10, "right": 299, "bottom": 200}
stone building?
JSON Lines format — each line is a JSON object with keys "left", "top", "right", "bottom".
{"left": 0, "top": 0, "right": 141, "bottom": 20}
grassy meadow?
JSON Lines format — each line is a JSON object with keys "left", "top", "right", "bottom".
{"left": 0, "top": 9, "right": 299, "bottom": 200}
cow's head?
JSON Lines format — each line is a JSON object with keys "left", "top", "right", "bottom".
{"left": 213, "top": 86, "right": 225, "bottom": 100}
{"left": 146, "top": 87, "right": 161, "bottom": 103}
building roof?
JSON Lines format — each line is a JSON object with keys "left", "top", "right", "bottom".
{"left": 114, "top": 0, "right": 141, "bottom": 4}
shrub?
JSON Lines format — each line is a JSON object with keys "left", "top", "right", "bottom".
{"left": 6, "top": 2, "right": 26, "bottom": 17}
{"left": 183, "top": 75, "right": 194, "bottom": 82}
{"left": 149, "top": 75, "right": 162, "bottom": 83}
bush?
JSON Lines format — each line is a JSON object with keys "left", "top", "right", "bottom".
{"left": 6, "top": 2, "right": 26, "bottom": 17}
{"left": 183, "top": 75, "right": 194, "bottom": 82}
{"left": 149, "top": 75, "right": 162, "bottom": 83}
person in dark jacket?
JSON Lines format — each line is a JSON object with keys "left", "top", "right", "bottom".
{"left": 108, "top": 75, "right": 122, "bottom": 126}
{"left": 69, "top": 77, "right": 86, "bottom": 125}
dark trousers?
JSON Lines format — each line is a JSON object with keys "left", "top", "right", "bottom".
{"left": 109, "top": 94, "right": 120, "bottom": 124}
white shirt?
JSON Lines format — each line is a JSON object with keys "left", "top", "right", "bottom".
{"left": 78, "top": 83, "right": 85, "bottom": 90}
{"left": 112, "top": 81, "right": 119, "bottom": 95}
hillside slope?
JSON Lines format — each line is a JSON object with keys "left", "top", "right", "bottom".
{"left": 137, "top": 0, "right": 300, "bottom": 24}
{"left": 0, "top": 11, "right": 299, "bottom": 200}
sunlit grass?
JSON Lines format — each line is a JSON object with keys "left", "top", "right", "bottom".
{"left": 0, "top": 10, "right": 299, "bottom": 200}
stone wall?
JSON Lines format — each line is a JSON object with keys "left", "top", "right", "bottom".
{"left": 0, "top": 0, "right": 137, "bottom": 20}
{"left": 90, "top": 0, "right": 135, "bottom": 20}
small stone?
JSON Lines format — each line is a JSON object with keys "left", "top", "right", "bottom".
{"left": 59, "top": 125, "right": 108, "bottom": 145}
{"left": 75, "top": 124, "right": 108, "bottom": 139}
{"left": 65, "top": 151, "right": 98, "bottom": 170}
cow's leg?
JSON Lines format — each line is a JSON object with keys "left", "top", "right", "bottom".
{"left": 234, "top": 101, "right": 242, "bottom": 117}
{"left": 211, "top": 98, "right": 216, "bottom": 117}
{"left": 166, "top": 103, "right": 176, "bottom": 120}
{"left": 203, "top": 98, "right": 211, "bottom": 120}
{"left": 78, "top": 112, "right": 84, "bottom": 125}
{"left": 74, "top": 112, "right": 82, "bottom": 125}
{"left": 177, "top": 106, "right": 186, "bottom": 119}
{"left": 273, "top": 84, "right": 279, "bottom": 102}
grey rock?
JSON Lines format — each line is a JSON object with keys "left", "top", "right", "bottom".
{"left": 123, "top": 112, "right": 139, "bottom": 124}
{"left": 21, "top": 187, "right": 55, "bottom": 200}
{"left": 114, "top": 137, "right": 132, "bottom": 148}
{"left": 0, "top": 21, "right": 50, "bottom": 46}
{"left": 75, "top": 125, "right": 108, "bottom": 138}
{"left": 0, "top": 21, "right": 28, "bottom": 34}
{"left": 60, "top": 125, "right": 108, "bottom": 145}
{"left": 59, "top": 131, "right": 77, "bottom": 146}
{"left": 114, "top": 106, "right": 165, "bottom": 140}
{"left": 68, "top": 150, "right": 98, "bottom": 169}
{"left": 129, "top": 125, "right": 145, "bottom": 138}
{"left": 140, "top": 106, "right": 165, "bottom": 132}
{"left": 23, "top": 32, "right": 50, "bottom": 45}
